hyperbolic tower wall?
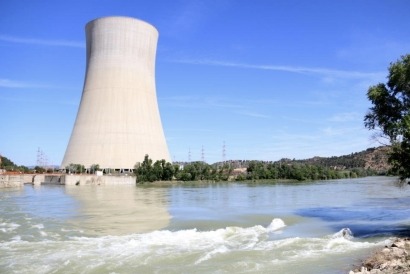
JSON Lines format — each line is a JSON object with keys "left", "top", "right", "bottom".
{"left": 61, "top": 16, "right": 170, "bottom": 170}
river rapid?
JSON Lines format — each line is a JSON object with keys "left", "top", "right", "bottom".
{"left": 1, "top": 177, "right": 409, "bottom": 273}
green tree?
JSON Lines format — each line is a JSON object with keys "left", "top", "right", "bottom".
{"left": 247, "top": 161, "right": 267, "bottom": 180}
{"left": 162, "top": 162, "right": 178, "bottom": 181}
{"left": 134, "top": 155, "right": 153, "bottom": 182}
{"left": 364, "top": 54, "right": 410, "bottom": 181}
{"left": 134, "top": 155, "right": 177, "bottom": 183}
{"left": 90, "top": 164, "right": 100, "bottom": 174}
{"left": 218, "top": 162, "right": 233, "bottom": 181}
{"left": 152, "top": 160, "right": 164, "bottom": 181}
{"left": 0, "top": 156, "right": 15, "bottom": 169}
{"left": 66, "top": 163, "right": 85, "bottom": 174}
{"left": 34, "top": 166, "right": 46, "bottom": 173}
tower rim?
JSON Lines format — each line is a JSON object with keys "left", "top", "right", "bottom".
{"left": 85, "top": 16, "right": 158, "bottom": 34}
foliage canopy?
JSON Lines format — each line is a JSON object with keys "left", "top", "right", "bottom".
{"left": 364, "top": 54, "right": 410, "bottom": 181}
{"left": 134, "top": 154, "right": 378, "bottom": 184}
{"left": 0, "top": 155, "right": 29, "bottom": 172}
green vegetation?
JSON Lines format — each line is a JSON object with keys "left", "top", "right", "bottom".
{"left": 65, "top": 163, "right": 86, "bottom": 174}
{"left": 0, "top": 144, "right": 390, "bottom": 182}
{"left": 244, "top": 160, "right": 375, "bottom": 181}
{"left": 64, "top": 163, "right": 101, "bottom": 174}
{"left": 0, "top": 155, "right": 57, "bottom": 173}
{"left": 0, "top": 155, "right": 29, "bottom": 173}
{"left": 34, "top": 166, "right": 46, "bottom": 173}
{"left": 134, "top": 155, "right": 232, "bottom": 183}
{"left": 134, "top": 155, "right": 179, "bottom": 182}
{"left": 175, "top": 161, "right": 233, "bottom": 181}
{"left": 90, "top": 164, "right": 101, "bottom": 174}
{"left": 134, "top": 152, "right": 382, "bottom": 184}
{"left": 364, "top": 54, "right": 410, "bottom": 181}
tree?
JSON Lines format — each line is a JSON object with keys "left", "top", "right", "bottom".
{"left": 134, "top": 155, "right": 177, "bottom": 183}
{"left": 90, "top": 164, "right": 100, "bottom": 174}
{"left": 34, "top": 166, "right": 46, "bottom": 173}
{"left": 66, "top": 163, "right": 85, "bottom": 174}
{"left": 134, "top": 155, "right": 153, "bottom": 182}
{"left": 162, "top": 162, "right": 177, "bottom": 181}
{"left": 364, "top": 54, "right": 410, "bottom": 181}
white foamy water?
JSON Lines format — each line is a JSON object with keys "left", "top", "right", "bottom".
{"left": 0, "top": 219, "right": 384, "bottom": 273}
{"left": 0, "top": 222, "right": 20, "bottom": 233}
{"left": 0, "top": 177, "right": 408, "bottom": 273}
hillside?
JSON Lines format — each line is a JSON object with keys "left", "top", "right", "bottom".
{"left": 297, "top": 146, "right": 391, "bottom": 172}
{"left": 209, "top": 146, "right": 391, "bottom": 174}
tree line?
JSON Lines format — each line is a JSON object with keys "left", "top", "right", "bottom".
{"left": 243, "top": 160, "right": 377, "bottom": 181}
{"left": 0, "top": 151, "right": 389, "bottom": 183}
{"left": 134, "top": 155, "right": 233, "bottom": 182}
{"left": 133, "top": 154, "right": 380, "bottom": 183}
{"left": 0, "top": 156, "right": 31, "bottom": 173}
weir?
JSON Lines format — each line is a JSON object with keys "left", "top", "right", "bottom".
{"left": 0, "top": 174, "right": 135, "bottom": 188}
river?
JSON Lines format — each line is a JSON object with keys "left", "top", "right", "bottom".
{"left": 1, "top": 177, "right": 409, "bottom": 273}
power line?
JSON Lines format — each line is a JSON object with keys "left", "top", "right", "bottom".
{"left": 222, "top": 140, "right": 226, "bottom": 162}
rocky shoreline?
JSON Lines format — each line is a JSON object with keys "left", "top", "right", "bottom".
{"left": 349, "top": 238, "right": 410, "bottom": 273}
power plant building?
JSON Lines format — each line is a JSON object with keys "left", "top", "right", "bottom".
{"left": 61, "top": 16, "right": 171, "bottom": 171}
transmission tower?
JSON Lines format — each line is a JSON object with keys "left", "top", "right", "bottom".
{"left": 201, "top": 145, "right": 205, "bottom": 162}
{"left": 36, "top": 147, "right": 48, "bottom": 169}
{"left": 188, "top": 147, "right": 191, "bottom": 162}
{"left": 36, "top": 147, "right": 43, "bottom": 167}
{"left": 222, "top": 141, "right": 226, "bottom": 162}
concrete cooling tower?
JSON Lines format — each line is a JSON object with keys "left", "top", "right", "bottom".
{"left": 61, "top": 16, "right": 170, "bottom": 170}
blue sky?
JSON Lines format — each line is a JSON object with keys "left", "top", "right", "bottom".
{"left": 1, "top": 0, "right": 409, "bottom": 166}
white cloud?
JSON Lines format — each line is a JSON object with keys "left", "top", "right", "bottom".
{"left": 160, "top": 95, "right": 245, "bottom": 109}
{"left": 0, "top": 78, "right": 51, "bottom": 89}
{"left": 172, "top": 59, "right": 385, "bottom": 80}
{"left": 0, "top": 35, "right": 84, "bottom": 48}
{"left": 328, "top": 112, "right": 361, "bottom": 122}
{"left": 235, "top": 110, "right": 270, "bottom": 119}
{"left": 322, "top": 126, "right": 363, "bottom": 137}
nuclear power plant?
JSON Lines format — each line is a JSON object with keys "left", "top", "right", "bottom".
{"left": 61, "top": 16, "right": 170, "bottom": 171}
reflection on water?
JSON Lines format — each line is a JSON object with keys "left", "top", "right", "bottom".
{"left": 65, "top": 185, "right": 171, "bottom": 235}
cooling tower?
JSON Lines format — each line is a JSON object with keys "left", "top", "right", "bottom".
{"left": 61, "top": 16, "right": 170, "bottom": 170}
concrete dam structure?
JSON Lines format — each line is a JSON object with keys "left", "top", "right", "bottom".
{"left": 61, "top": 16, "right": 170, "bottom": 170}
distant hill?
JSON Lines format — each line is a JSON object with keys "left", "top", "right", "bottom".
{"left": 207, "top": 146, "right": 391, "bottom": 175}
{"left": 295, "top": 146, "right": 390, "bottom": 172}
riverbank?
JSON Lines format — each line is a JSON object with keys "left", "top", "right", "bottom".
{"left": 139, "top": 178, "right": 302, "bottom": 186}
{"left": 349, "top": 237, "right": 410, "bottom": 273}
